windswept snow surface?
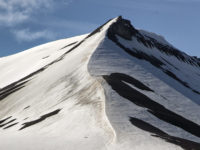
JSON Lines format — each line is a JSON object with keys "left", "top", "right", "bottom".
{"left": 0, "top": 16, "right": 200, "bottom": 150}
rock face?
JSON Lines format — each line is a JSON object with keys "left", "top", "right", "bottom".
{"left": 0, "top": 16, "right": 200, "bottom": 150}
{"left": 107, "top": 16, "right": 138, "bottom": 40}
{"left": 108, "top": 16, "right": 200, "bottom": 67}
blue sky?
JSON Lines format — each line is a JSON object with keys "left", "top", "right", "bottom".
{"left": 0, "top": 0, "right": 199, "bottom": 57}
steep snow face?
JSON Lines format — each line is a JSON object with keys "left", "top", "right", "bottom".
{"left": 0, "top": 18, "right": 118, "bottom": 150}
{"left": 0, "top": 16, "right": 200, "bottom": 150}
{"left": 89, "top": 17, "right": 200, "bottom": 149}
{"left": 106, "top": 17, "right": 200, "bottom": 105}
{"left": 0, "top": 35, "right": 87, "bottom": 88}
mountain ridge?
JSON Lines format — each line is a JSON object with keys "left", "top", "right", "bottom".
{"left": 107, "top": 16, "right": 200, "bottom": 67}
{"left": 0, "top": 16, "right": 200, "bottom": 150}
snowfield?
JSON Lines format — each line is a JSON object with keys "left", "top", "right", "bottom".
{"left": 0, "top": 16, "right": 200, "bottom": 150}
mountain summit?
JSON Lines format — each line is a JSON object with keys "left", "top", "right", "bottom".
{"left": 0, "top": 16, "right": 200, "bottom": 150}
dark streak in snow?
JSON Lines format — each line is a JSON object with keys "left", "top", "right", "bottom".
{"left": 60, "top": 41, "right": 78, "bottom": 50}
{"left": 108, "top": 34, "right": 165, "bottom": 69}
{"left": 106, "top": 73, "right": 153, "bottom": 92}
{"left": 61, "top": 18, "right": 112, "bottom": 56}
{"left": 161, "top": 57, "right": 179, "bottom": 70}
{"left": 164, "top": 70, "right": 200, "bottom": 95}
{"left": 23, "top": 106, "right": 30, "bottom": 110}
{"left": 163, "top": 70, "right": 189, "bottom": 88}
{"left": 0, "top": 81, "right": 28, "bottom": 101}
{"left": 0, "top": 119, "right": 16, "bottom": 128}
{"left": 130, "top": 117, "right": 200, "bottom": 150}
{"left": 108, "top": 33, "right": 200, "bottom": 95}
{"left": 19, "top": 109, "right": 61, "bottom": 130}
{"left": 103, "top": 73, "right": 200, "bottom": 138}
{"left": 107, "top": 16, "right": 200, "bottom": 67}
{"left": 42, "top": 56, "right": 50, "bottom": 59}
{"left": 0, "top": 116, "right": 12, "bottom": 124}
{"left": 0, "top": 67, "right": 46, "bottom": 102}
{"left": 3, "top": 122, "right": 18, "bottom": 129}
{"left": 192, "top": 90, "right": 200, "bottom": 95}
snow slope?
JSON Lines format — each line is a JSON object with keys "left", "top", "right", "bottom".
{"left": 0, "top": 16, "right": 200, "bottom": 150}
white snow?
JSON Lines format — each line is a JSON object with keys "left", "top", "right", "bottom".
{"left": 0, "top": 17, "right": 199, "bottom": 150}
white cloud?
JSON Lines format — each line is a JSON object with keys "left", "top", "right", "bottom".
{"left": 12, "top": 28, "right": 56, "bottom": 42}
{"left": 0, "top": 0, "right": 54, "bottom": 26}
{"left": 0, "top": 0, "right": 74, "bottom": 42}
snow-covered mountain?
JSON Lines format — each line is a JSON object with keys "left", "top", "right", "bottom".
{"left": 0, "top": 16, "right": 200, "bottom": 150}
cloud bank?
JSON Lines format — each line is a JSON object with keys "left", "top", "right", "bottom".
{"left": 12, "top": 28, "right": 56, "bottom": 42}
{"left": 0, "top": 0, "right": 54, "bottom": 26}
{"left": 0, "top": 0, "right": 68, "bottom": 41}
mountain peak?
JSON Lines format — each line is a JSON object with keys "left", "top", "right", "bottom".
{"left": 107, "top": 16, "right": 138, "bottom": 40}
{"left": 0, "top": 16, "right": 200, "bottom": 150}
{"left": 104, "top": 16, "right": 200, "bottom": 68}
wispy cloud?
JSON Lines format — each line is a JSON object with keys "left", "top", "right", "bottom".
{"left": 0, "top": 0, "right": 74, "bottom": 42}
{"left": 0, "top": 0, "right": 55, "bottom": 26}
{"left": 12, "top": 28, "right": 56, "bottom": 42}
